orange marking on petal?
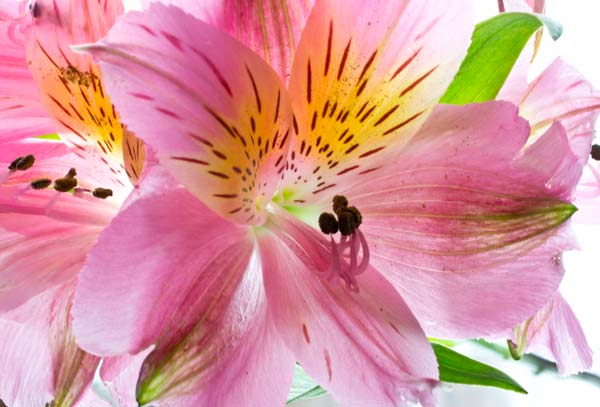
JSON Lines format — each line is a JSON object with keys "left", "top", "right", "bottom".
{"left": 399, "top": 65, "right": 438, "bottom": 97}
{"left": 155, "top": 106, "right": 181, "bottom": 119}
{"left": 337, "top": 165, "right": 359, "bottom": 175}
{"left": 324, "top": 350, "right": 333, "bottom": 381}
{"left": 302, "top": 323, "right": 311, "bottom": 344}
{"left": 359, "top": 146, "right": 385, "bottom": 158}
{"left": 324, "top": 20, "right": 333, "bottom": 76}
{"left": 382, "top": 110, "right": 425, "bottom": 136}
{"left": 171, "top": 156, "right": 209, "bottom": 165}
{"left": 337, "top": 38, "right": 352, "bottom": 80}
{"left": 246, "top": 65, "right": 262, "bottom": 113}
{"left": 358, "top": 50, "right": 378, "bottom": 83}
{"left": 161, "top": 30, "right": 183, "bottom": 51}
{"left": 390, "top": 47, "right": 422, "bottom": 81}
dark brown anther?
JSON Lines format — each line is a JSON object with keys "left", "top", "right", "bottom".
{"left": 338, "top": 210, "right": 357, "bottom": 236}
{"left": 319, "top": 212, "right": 339, "bottom": 234}
{"left": 591, "top": 144, "right": 600, "bottom": 161}
{"left": 346, "top": 206, "right": 362, "bottom": 227}
{"left": 54, "top": 177, "right": 78, "bottom": 192}
{"left": 65, "top": 168, "right": 77, "bottom": 178}
{"left": 30, "top": 178, "right": 52, "bottom": 190}
{"left": 92, "top": 187, "right": 113, "bottom": 199}
{"left": 8, "top": 154, "right": 35, "bottom": 171}
{"left": 332, "top": 195, "right": 348, "bottom": 215}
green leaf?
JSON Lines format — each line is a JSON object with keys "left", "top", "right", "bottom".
{"left": 433, "top": 343, "right": 528, "bottom": 394}
{"left": 441, "top": 12, "right": 562, "bottom": 105}
{"left": 285, "top": 345, "right": 527, "bottom": 403}
{"left": 286, "top": 365, "right": 326, "bottom": 405}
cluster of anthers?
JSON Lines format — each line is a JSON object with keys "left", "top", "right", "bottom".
{"left": 4, "top": 154, "right": 113, "bottom": 213}
{"left": 318, "top": 195, "right": 370, "bottom": 292}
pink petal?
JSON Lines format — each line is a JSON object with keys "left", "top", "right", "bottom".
{"left": 100, "top": 348, "right": 154, "bottom": 407}
{"left": 0, "top": 281, "right": 101, "bottom": 407}
{"left": 0, "top": 304, "right": 54, "bottom": 407}
{"left": 23, "top": 0, "right": 144, "bottom": 188}
{"left": 74, "top": 187, "right": 250, "bottom": 355}
{"left": 282, "top": 0, "right": 473, "bottom": 203}
{"left": 519, "top": 58, "right": 600, "bottom": 164}
{"left": 346, "top": 102, "right": 578, "bottom": 338}
{"left": 144, "top": 0, "right": 313, "bottom": 82}
{"left": 0, "top": 213, "right": 102, "bottom": 312}
{"left": 517, "top": 293, "right": 592, "bottom": 375}
{"left": 48, "top": 281, "right": 101, "bottom": 407}
{"left": 0, "top": 140, "right": 118, "bottom": 312}
{"left": 84, "top": 3, "right": 294, "bottom": 225}
{"left": 72, "top": 389, "right": 112, "bottom": 407}
{"left": 574, "top": 161, "right": 600, "bottom": 224}
{"left": 0, "top": 138, "right": 68, "bottom": 162}
{"left": 258, "top": 215, "right": 439, "bottom": 407}
{"left": 74, "top": 187, "right": 294, "bottom": 405}
{"left": 137, "top": 258, "right": 294, "bottom": 407}
{"left": 0, "top": 1, "right": 54, "bottom": 142}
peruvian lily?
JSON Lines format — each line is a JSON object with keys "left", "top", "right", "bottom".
{"left": 0, "top": 0, "right": 151, "bottom": 405}
{"left": 70, "top": 0, "right": 585, "bottom": 405}
{"left": 493, "top": 0, "right": 600, "bottom": 375}
{"left": 498, "top": 57, "right": 600, "bottom": 373}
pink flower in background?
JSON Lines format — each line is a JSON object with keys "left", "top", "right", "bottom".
{"left": 0, "top": 0, "right": 151, "bottom": 405}
{"left": 496, "top": 0, "right": 600, "bottom": 374}
{"left": 500, "top": 58, "right": 600, "bottom": 374}
{"left": 68, "top": 0, "right": 587, "bottom": 405}
{"left": 510, "top": 293, "right": 593, "bottom": 375}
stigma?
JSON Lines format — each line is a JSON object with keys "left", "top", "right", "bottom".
{"left": 318, "top": 195, "right": 370, "bottom": 293}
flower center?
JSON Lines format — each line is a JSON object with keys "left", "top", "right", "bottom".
{"left": 318, "top": 195, "right": 370, "bottom": 293}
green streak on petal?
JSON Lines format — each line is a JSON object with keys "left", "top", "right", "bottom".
{"left": 137, "top": 371, "right": 166, "bottom": 405}
{"left": 36, "top": 133, "right": 61, "bottom": 140}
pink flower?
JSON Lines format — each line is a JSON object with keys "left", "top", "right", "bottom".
{"left": 495, "top": 0, "right": 600, "bottom": 374}
{"left": 0, "top": 1, "right": 53, "bottom": 141}
{"left": 510, "top": 293, "right": 593, "bottom": 375}
{"left": 498, "top": 57, "right": 600, "bottom": 374}
{"left": 0, "top": 0, "right": 152, "bottom": 404}
{"left": 70, "top": 0, "right": 585, "bottom": 405}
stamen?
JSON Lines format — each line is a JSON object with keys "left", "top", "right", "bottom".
{"left": 30, "top": 178, "right": 52, "bottom": 190}
{"left": 54, "top": 168, "right": 78, "bottom": 192}
{"left": 92, "top": 187, "right": 113, "bottom": 199}
{"left": 8, "top": 154, "right": 35, "bottom": 171}
{"left": 54, "top": 177, "right": 77, "bottom": 192}
{"left": 337, "top": 210, "right": 355, "bottom": 236}
{"left": 332, "top": 195, "right": 349, "bottom": 215}
{"left": 591, "top": 144, "right": 600, "bottom": 161}
{"left": 65, "top": 168, "right": 77, "bottom": 178}
{"left": 318, "top": 195, "right": 369, "bottom": 292}
{"left": 319, "top": 212, "right": 339, "bottom": 234}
